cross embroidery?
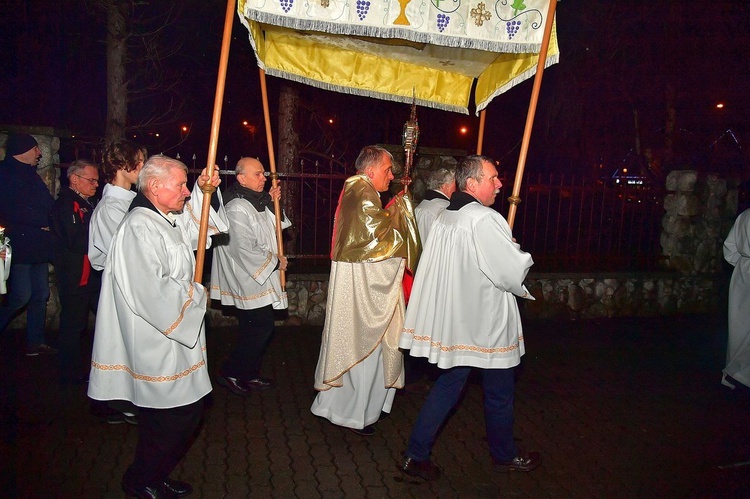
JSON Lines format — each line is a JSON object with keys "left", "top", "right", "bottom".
{"left": 470, "top": 2, "right": 491, "bottom": 26}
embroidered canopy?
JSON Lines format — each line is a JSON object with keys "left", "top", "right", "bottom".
{"left": 237, "top": 0, "right": 559, "bottom": 115}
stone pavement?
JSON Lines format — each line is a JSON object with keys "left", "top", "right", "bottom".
{"left": 1, "top": 313, "right": 749, "bottom": 498}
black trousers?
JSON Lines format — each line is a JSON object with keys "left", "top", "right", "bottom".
{"left": 221, "top": 304, "right": 275, "bottom": 380}
{"left": 57, "top": 290, "right": 99, "bottom": 381}
{"left": 122, "top": 399, "right": 204, "bottom": 490}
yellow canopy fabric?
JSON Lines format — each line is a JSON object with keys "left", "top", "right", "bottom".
{"left": 238, "top": 0, "right": 558, "bottom": 115}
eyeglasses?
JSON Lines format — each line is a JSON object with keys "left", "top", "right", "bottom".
{"left": 74, "top": 174, "right": 99, "bottom": 185}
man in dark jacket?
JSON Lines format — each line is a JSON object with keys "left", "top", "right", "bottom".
{"left": 0, "top": 134, "right": 56, "bottom": 356}
{"left": 50, "top": 159, "right": 101, "bottom": 383}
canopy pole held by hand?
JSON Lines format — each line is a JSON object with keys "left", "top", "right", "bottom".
{"left": 194, "top": 0, "right": 236, "bottom": 282}
{"left": 506, "top": 0, "right": 557, "bottom": 230}
{"left": 259, "top": 69, "right": 286, "bottom": 290}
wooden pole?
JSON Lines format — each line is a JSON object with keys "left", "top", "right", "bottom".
{"left": 259, "top": 69, "right": 286, "bottom": 289}
{"left": 476, "top": 109, "right": 486, "bottom": 155}
{"left": 194, "top": 0, "right": 236, "bottom": 282}
{"left": 506, "top": 0, "right": 557, "bottom": 230}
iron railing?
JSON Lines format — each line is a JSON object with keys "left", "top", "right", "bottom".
{"left": 189, "top": 163, "right": 665, "bottom": 272}
{"left": 494, "top": 174, "right": 664, "bottom": 271}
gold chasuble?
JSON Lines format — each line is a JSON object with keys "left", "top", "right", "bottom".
{"left": 314, "top": 174, "right": 420, "bottom": 391}
{"left": 331, "top": 174, "right": 419, "bottom": 270}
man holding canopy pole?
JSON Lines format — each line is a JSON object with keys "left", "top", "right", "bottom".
{"left": 311, "top": 145, "right": 420, "bottom": 436}
{"left": 210, "top": 157, "right": 291, "bottom": 396}
{"left": 88, "top": 155, "right": 225, "bottom": 498}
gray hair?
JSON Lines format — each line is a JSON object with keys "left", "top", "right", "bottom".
{"left": 67, "top": 159, "right": 98, "bottom": 179}
{"left": 137, "top": 154, "right": 187, "bottom": 193}
{"left": 355, "top": 145, "right": 392, "bottom": 173}
{"left": 426, "top": 167, "right": 456, "bottom": 190}
{"left": 456, "top": 155, "right": 493, "bottom": 191}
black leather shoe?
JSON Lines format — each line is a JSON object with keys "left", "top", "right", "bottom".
{"left": 399, "top": 456, "right": 441, "bottom": 481}
{"left": 349, "top": 425, "right": 375, "bottom": 436}
{"left": 162, "top": 477, "right": 192, "bottom": 496}
{"left": 216, "top": 372, "right": 252, "bottom": 397}
{"left": 494, "top": 451, "right": 542, "bottom": 472}
{"left": 122, "top": 483, "right": 170, "bottom": 499}
{"left": 243, "top": 377, "right": 274, "bottom": 390}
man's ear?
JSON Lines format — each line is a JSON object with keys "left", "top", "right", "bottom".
{"left": 148, "top": 178, "right": 160, "bottom": 195}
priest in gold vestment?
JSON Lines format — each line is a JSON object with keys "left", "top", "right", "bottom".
{"left": 311, "top": 145, "right": 420, "bottom": 435}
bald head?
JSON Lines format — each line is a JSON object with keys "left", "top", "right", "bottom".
{"left": 236, "top": 157, "right": 267, "bottom": 192}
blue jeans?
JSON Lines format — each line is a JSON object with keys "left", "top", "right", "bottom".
{"left": 406, "top": 366, "right": 518, "bottom": 463}
{"left": 0, "top": 263, "right": 50, "bottom": 347}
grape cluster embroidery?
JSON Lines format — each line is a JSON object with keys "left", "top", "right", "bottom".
{"left": 356, "top": 0, "right": 371, "bottom": 21}
{"left": 506, "top": 20, "right": 521, "bottom": 39}
{"left": 436, "top": 13, "right": 450, "bottom": 32}
{"left": 279, "top": 0, "right": 294, "bottom": 12}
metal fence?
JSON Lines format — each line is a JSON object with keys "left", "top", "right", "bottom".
{"left": 190, "top": 162, "right": 666, "bottom": 273}
{"left": 494, "top": 174, "right": 664, "bottom": 271}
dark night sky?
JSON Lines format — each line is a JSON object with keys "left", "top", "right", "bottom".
{"left": 1, "top": 1, "right": 749, "bottom": 175}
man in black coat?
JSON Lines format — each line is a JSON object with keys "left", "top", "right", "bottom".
{"left": 50, "top": 159, "right": 101, "bottom": 383}
{"left": 0, "top": 134, "right": 56, "bottom": 356}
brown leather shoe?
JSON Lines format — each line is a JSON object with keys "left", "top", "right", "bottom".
{"left": 494, "top": 451, "right": 542, "bottom": 472}
{"left": 398, "top": 456, "right": 441, "bottom": 481}
{"left": 216, "top": 372, "right": 252, "bottom": 397}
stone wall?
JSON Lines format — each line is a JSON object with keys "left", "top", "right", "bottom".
{"left": 660, "top": 170, "right": 738, "bottom": 274}
{"left": 214, "top": 269, "right": 722, "bottom": 326}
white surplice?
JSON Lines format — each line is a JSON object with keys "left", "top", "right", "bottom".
{"left": 723, "top": 208, "right": 750, "bottom": 388}
{"left": 89, "top": 184, "right": 135, "bottom": 271}
{"left": 89, "top": 182, "right": 227, "bottom": 271}
{"left": 88, "top": 205, "right": 212, "bottom": 409}
{"left": 415, "top": 192, "right": 449, "bottom": 242}
{"left": 400, "top": 201, "right": 534, "bottom": 369}
{"left": 210, "top": 198, "right": 290, "bottom": 310}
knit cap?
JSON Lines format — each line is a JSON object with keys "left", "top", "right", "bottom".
{"left": 5, "top": 134, "right": 39, "bottom": 156}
